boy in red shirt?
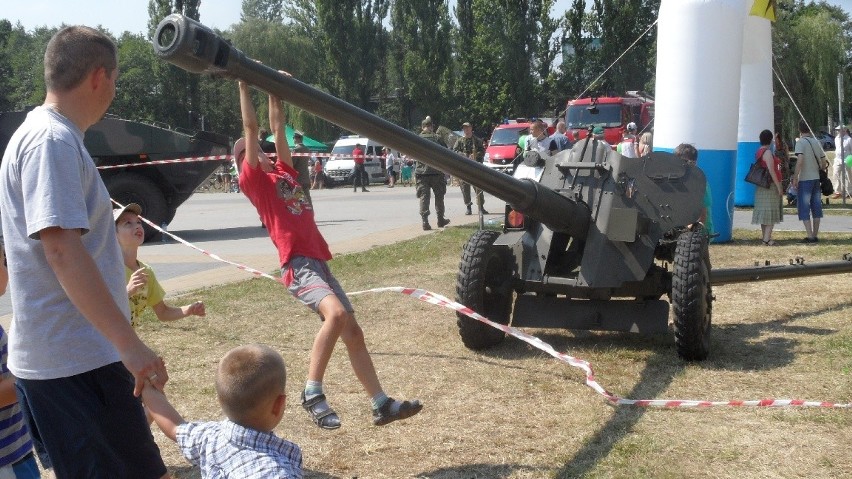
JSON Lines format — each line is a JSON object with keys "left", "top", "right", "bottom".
{"left": 236, "top": 79, "right": 422, "bottom": 429}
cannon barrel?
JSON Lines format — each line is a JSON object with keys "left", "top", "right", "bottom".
{"left": 710, "top": 256, "right": 852, "bottom": 285}
{"left": 152, "top": 14, "right": 589, "bottom": 238}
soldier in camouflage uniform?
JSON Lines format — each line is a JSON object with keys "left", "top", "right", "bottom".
{"left": 416, "top": 116, "right": 450, "bottom": 231}
{"left": 453, "top": 122, "right": 487, "bottom": 215}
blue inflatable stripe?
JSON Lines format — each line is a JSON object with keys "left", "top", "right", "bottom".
{"left": 656, "top": 147, "right": 735, "bottom": 242}
{"left": 734, "top": 141, "right": 760, "bottom": 206}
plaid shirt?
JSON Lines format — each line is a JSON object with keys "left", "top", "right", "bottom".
{"left": 176, "top": 420, "right": 302, "bottom": 479}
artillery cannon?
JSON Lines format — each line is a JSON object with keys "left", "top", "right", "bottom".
{"left": 153, "top": 15, "right": 852, "bottom": 361}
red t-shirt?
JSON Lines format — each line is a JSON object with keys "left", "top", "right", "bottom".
{"left": 239, "top": 160, "right": 332, "bottom": 266}
{"left": 352, "top": 147, "right": 365, "bottom": 165}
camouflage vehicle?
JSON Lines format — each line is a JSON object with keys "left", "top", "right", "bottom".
{"left": 154, "top": 14, "right": 852, "bottom": 361}
{"left": 0, "top": 108, "right": 230, "bottom": 241}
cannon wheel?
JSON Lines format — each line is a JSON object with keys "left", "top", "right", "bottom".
{"left": 671, "top": 229, "right": 712, "bottom": 361}
{"left": 455, "top": 229, "right": 513, "bottom": 350}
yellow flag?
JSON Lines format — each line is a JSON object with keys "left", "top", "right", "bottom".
{"left": 750, "top": 0, "right": 777, "bottom": 22}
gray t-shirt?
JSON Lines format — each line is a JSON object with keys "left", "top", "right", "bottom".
{"left": 794, "top": 135, "right": 824, "bottom": 182}
{"left": 0, "top": 106, "right": 125, "bottom": 379}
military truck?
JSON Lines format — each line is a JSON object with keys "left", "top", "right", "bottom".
{"left": 0, "top": 108, "right": 231, "bottom": 241}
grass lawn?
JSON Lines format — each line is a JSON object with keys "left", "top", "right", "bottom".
{"left": 138, "top": 225, "right": 852, "bottom": 478}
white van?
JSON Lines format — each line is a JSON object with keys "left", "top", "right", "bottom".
{"left": 324, "top": 136, "right": 385, "bottom": 186}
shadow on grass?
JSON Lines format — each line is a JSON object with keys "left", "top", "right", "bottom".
{"left": 415, "top": 462, "right": 543, "bottom": 478}
{"left": 459, "top": 300, "right": 851, "bottom": 477}
{"left": 469, "top": 297, "right": 852, "bottom": 373}
{"left": 554, "top": 347, "right": 685, "bottom": 478}
{"left": 704, "top": 299, "right": 849, "bottom": 371}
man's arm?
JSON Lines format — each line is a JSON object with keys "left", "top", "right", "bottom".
{"left": 40, "top": 227, "right": 167, "bottom": 395}
{"left": 0, "top": 250, "right": 6, "bottom": 296}
{"left": 268, "top": 93, "right": 293, "bottom": 168}
{"left": 141, "top": 381, "right": 185, "bottom": 442}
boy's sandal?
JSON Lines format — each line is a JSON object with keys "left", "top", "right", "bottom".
{"left": 372, "top": 397, "right": 423, "bottom": 426}
{"left": 762, "top": 239, "right": 777, "bottom": 246}
{"left": 301, "top": 392, "right": 341, "bottom": 430}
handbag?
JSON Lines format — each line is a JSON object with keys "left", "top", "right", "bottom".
{"left": 819, "top": 168, "right": 834, "bottom": 196}
{"left": 806, "top": 137, "right": 834, "bottom": 196}
{"left": 745, "top": 161, "right": 772, "bottom": 188}
{"left": 745, "top": 147, "right": 772, "bottom": 188}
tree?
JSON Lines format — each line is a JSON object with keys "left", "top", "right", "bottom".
{"left": 589, "top": 0, "right": 658, "bottom": 95}
{"left": 773, "top": 0, "right": 850, "bottom": 136}
{"left": 146, "top": 0, "right": 202, "bottom": 129}
{"left": 112, "top": 32, "right": 162, "bottom": 122}
{"left": 389, "top": 0, "right": 454, "bottom": 127}
{"left": 229, "top": 13, "right": 337, "bottom": 140}
{"left": 314, "top": 0, "right": 389, "bottom": 110}
{"left": 0, "top": 24, "right": 55, "bottom": 110}
{"left": 241, "top": 0, "right": 285, "bottom": 23}
{"left": 454, "top": 0, "right": 561, "bottom": 129}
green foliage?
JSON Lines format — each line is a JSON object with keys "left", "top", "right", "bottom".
{"left": 389, "top": 0, "right": 454, "bottom": 127}
{"left": 0, "top": 23, "right": 53, "bottom": 110}
{"left": 2, "top": 0, "right": 850, "bottom": 152}
{"left": 589, "top": 0, "right": 658, "bottom": 95}
{"left": 241, "top": 0, "right": 284, "bottom": 23}
{"left": 773, "top": 0, "right": 850, "bottom": 137}
{"left": 314, "top": 0, "right": 389, "bottom": 108}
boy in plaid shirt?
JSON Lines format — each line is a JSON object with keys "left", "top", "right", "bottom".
{"left": 142, "top": 344, "right": 302, "bottom": 478}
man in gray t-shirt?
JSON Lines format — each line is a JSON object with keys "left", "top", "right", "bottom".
{"left": 0, "top": 26, "right": 168, "bottom": 477}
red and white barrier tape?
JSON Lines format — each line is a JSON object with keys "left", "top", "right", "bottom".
{"left": 111, "top": 199, "right": 277, "bottom": 282}
{"left": 114, "top": 199, "right": 851, "bottom": 410}
{"left": 97, "top": 152, "right": 386, "bottom": 170}
{"left": 348, "top": 287, "right": 852, "bottom": 409}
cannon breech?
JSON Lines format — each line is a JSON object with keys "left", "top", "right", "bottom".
{"left": 152, "top": 14, "right": 589, "bottom": 238}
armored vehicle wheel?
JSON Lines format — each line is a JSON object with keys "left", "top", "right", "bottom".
{"left": 671, "top": 229, "right": 712, "bottom": 361}
{"left": 105, "top": 173, "right": 168, "bottom": 243}
{"left": 455, "top": 229, "right": 513, "bottom": 350}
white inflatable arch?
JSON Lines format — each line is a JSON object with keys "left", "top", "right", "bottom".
{"left": 655, "top": 0, "right": 773, "bottom": 242}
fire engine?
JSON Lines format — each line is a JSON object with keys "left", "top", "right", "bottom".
{"left": 565, "top": 91, "right": 654, "bottom": 146}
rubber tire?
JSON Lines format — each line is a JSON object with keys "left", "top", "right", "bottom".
{"left": 104, "top": 173, "right": 168, "bottom": 243}
{"left": 671, "top": 229, "right": 712, "bottom": 361}
{"left": 455, "top": 229, "right": 513, "bottom": 350}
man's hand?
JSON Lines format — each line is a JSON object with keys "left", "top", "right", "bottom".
{"left": 127, "top": 267, "right": 148, "bottom": 296}
{"left": 120, "top": 342, "right": 168, "bottom": 396}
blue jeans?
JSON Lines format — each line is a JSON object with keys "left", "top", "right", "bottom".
{"left": 16, "top": 363, "right": 166, "bottom": 478}
{"left": 796, "top": 179, "right": 824, "bottom": 221}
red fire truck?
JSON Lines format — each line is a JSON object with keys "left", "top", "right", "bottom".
{"left": 564, "top": 92, "right": 654, "bottom": 146}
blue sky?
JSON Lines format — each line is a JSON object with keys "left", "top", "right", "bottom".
{"left": 2, "top": 1, "right": 851, "bottom": 36}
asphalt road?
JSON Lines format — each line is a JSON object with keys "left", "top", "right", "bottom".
{"left": 0, "top": 184, "right": 498, "bottom": 321}
{"left": 2, "top": 186, "right": 852, "bottom": 322}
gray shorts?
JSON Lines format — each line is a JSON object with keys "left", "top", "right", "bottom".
{"left": 281, "top": 256, "right": 354, "bottom": 314}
